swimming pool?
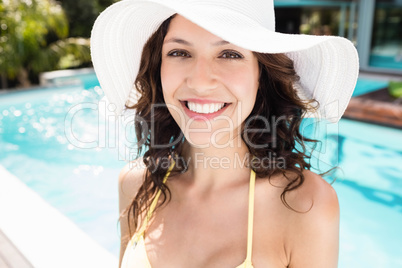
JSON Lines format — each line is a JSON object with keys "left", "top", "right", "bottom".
{"left": 0, "top": 85, "right": 125, "bottom": 256}
{"left": 0, "top": 83, "right": 401, "bottom": 267}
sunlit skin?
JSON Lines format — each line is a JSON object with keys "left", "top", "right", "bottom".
{"left": 161, "top": 15, "right": 259, "bottom": 151}
{"left": 118, "top": 15, "right": 340, "bottom": 268}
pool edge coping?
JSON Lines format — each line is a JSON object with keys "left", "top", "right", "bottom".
{"left": 0, "top": 165, "right": 118, "bottom": 268}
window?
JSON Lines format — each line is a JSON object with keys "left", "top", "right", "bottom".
{"left": 369, "top": 0, "right": 402, "bottom": 69}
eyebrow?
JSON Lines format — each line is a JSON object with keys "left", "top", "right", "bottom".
{"left": 163, "top": 38, "right": 230, "bottom": 46}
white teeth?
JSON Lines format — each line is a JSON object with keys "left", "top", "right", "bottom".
{"left": 187, "top": 102, "right": 225, "bottom": 114}
{"left": 196, "top": 103, "right": 202, "bottom": 113}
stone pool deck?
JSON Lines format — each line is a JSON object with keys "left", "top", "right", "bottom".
{"left": 344, "top": 71, "right": 402, "bottom": 128}
{"left": 344, "top": 88, "right": 402, "bottom": 128}
{"left": 0, "top": 166, "right": 118, "bottom": 268}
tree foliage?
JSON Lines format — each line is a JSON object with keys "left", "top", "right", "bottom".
{"left": 0, "top": 0, "right": 92, "bottom": 87}
{"left": 59, "top": 0, "right": 118, "bottom": 37}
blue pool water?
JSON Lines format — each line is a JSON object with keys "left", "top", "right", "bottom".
{"left": 0, "top": 85, "right": 125, "bottom": 255}
{"left": 352, "top": 78, "right": 389, "bottom": 97}
{"left": 0, "top": 81, "right": 401, "bottom": 267}
{"left": 369, "top": 55, "right": 402, "bottom": 70}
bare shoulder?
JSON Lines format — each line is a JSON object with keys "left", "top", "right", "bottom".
{"left": 286, "top": 170, "right": 340, "bottom": 268}
{"left": 254, "top": 170, "right": 339, "bottom": 267}
{"left": 290, "top": 170, "right": 338, "bottom": 214}
{"left": 265, "top": 169, "right": 339, "bottom": 215}
{"left": 118, "top": 157, "right": 147, "bottom": 266}
{"left": 118, "top": 157, "right": 147, "bottom": 215}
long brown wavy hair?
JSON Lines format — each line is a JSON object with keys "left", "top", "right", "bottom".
{"left": 124, "top": 15, "right": 318, "bottom": 236}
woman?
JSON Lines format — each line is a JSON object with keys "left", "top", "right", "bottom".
{"left": 91, "top": 0, "right": 359, "bottom": 267}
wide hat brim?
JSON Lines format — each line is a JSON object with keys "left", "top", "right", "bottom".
{"left": 91, "top": 0, "right": 359, "bottom": 123}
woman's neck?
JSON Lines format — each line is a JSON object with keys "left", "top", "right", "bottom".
{"left": 178, "top": 136, "right": 252, "bottom": 191}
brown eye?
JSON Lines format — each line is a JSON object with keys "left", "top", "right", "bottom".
{"left": 220, "top": 50, "right": 243, "bottom": 59}
{"left": 168, "top": 50, "right": 191, "bottom": 58}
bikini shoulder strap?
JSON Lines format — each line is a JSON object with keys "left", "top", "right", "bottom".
{"left": 245, "top": 169, "right": 256, "bottom": 264}
{"left": 135, "top": 161, "right": 175, "bottom": 239}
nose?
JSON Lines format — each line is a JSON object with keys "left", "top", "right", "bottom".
{"left": 186, "top": 57, "right": 218, "bottom": 93}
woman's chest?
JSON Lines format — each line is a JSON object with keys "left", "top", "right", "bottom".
{"left": 143, "top": 201, "right": 289, "bottom": 267}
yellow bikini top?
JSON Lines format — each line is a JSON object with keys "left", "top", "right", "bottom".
{"left": 121, "top": 163, "right": 256, "bottom": 268}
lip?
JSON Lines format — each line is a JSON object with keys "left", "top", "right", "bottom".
{"left": 180, "top": 100, "right": 230, "bottom": 120}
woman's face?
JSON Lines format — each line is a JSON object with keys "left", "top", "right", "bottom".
{"left": 161, "top": 15, "right": 259, "bottom": 148}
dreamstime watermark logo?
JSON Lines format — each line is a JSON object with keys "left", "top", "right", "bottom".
{"left": 63, "top": 99, "right": 341, "bottom": 168}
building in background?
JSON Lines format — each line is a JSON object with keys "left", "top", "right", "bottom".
{"left": 274, "top": 0, "right": 402, "bottom": 74}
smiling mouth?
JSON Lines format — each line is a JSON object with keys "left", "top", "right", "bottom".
{"left": 184, "top": 101, "right": 228, "bottom": 114}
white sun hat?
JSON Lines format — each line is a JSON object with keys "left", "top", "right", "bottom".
{"left": 91, "top": 0, "right": 359, "bottom": 123}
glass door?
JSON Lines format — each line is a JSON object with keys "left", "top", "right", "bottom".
{"left": 369, "top": 0, "right": 402, "bottom": 69}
